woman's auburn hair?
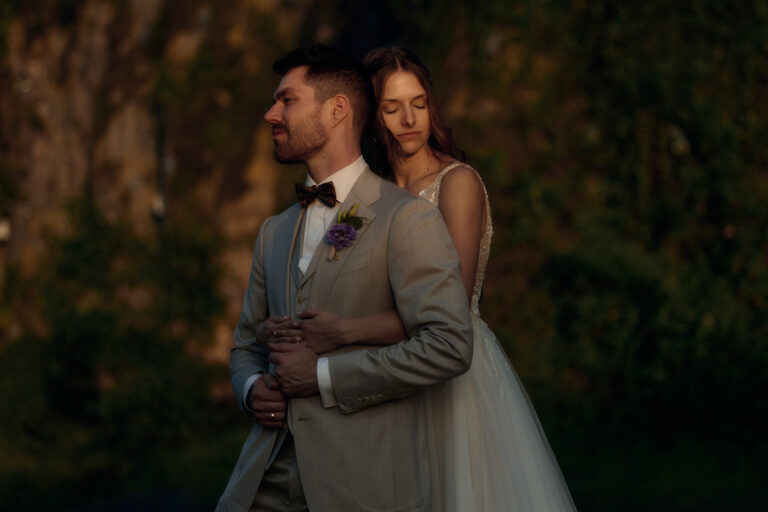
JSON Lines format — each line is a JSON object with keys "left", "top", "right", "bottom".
{"left": 363, "top": 47, "right": 465, "bottom": 173}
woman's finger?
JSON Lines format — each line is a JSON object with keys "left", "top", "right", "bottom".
{"left": 275, "top": 328, "right": 302, "bottom": 338}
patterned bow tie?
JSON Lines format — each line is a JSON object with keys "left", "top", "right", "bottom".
{"left": 295, "top": 182, "right": 338, "bottom": 208}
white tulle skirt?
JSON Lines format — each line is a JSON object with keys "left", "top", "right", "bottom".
{"left": 427, "top": 315, "right": 577, "bottom": 511}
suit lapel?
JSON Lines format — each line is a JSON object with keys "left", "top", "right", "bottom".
{"left": 304, "top": 168, "right": 380, "bottom": 308}
{"left": 291, "top": 212, "right": 306, "bottom": 290}
{"left": 283, "top": 205, "right": 305, "bottom": 314}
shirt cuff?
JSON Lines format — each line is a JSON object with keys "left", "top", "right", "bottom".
{"left": 243, "top": 374, "right": 261, "bottom": 412}
{"left": 317, "top": 357, "right": 337, "bottom": 408}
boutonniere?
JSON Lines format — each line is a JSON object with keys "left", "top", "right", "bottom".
{"left": 325, "top": 203, "right": 367, "bottom": 261}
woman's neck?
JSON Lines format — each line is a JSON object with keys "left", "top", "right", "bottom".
{"left": 392, "top": 147, "right": 447, "bottom": 194}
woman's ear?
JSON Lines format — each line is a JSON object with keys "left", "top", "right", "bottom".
{"left": 330, "top": 94, "right": 351, "bottom": 126}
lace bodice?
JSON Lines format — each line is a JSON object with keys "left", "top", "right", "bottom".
{"left": 419, "top": 162, "right": 493, "bottom": 316}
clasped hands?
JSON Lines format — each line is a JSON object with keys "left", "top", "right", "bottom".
{"left": 251, "top": 310, "right": 343, "bottom": 428}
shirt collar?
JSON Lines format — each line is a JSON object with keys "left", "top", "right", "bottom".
{"left": 305, "top": 155, "right": 367, "bottom": 204}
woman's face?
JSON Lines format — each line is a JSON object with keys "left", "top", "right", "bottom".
{"left": 378, "top": 70, "right": 431, "bottom": 158}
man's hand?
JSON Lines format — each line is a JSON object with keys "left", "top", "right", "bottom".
{"left": 249, "top": 373, "right": 286, "bottom": 428}
{"left": 269, "top": 342, "right": 320, "bottom": 397}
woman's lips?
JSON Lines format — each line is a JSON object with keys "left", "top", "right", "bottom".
{"left": 398, "top": 131, "right": 420, "bottom": 138}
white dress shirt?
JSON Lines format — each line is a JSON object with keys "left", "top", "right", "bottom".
{"left": 244, "top": 156, "right": 367, "bottom": 411}
{"left": 298, "top": 155, "right": 367, "bottom": 274}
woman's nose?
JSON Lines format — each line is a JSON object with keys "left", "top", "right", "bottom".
{"left": 401, "top": 107, "right": 415, "bottom": 127}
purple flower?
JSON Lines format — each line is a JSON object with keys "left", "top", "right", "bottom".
{"left": 325, "top": 223, "right": 357, "bottom": 251}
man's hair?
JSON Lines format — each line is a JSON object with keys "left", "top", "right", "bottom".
{"left": 273, "top": 45, "right": 372, "bottom": 137}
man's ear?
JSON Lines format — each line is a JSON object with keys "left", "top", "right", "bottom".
{"left": 330, "top": 94, "right": 351, "bottom": 126}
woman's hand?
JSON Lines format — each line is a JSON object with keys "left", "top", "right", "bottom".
{"left": 295, "top": 309, "right": 349, "bottom": 354}
{"left": 257, "top": 315, "right": 301, "bottom": 345}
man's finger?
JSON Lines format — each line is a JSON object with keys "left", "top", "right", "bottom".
{"left": 252, "top": 401, "right": 286, "bottom": 414}
{"left": 261, "top": 373, "right": 280, "bottom": 390}
{"left": 251, "top": 377, "right": 284, "bottom": 401}
{"left": 298, "top": 309, "right": 318, "bottom": 319}
{"left": 255, "top": 415, "right": 286, "bottom": 429}
{"left": 252, "top": 386, "right": 283, "bottom": 402}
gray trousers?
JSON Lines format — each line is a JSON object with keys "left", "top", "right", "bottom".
{"left": 250, "top": 433, "right": 308, "bottom": 512}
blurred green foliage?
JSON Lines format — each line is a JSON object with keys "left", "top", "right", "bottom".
{"left": 0, "top": 199, "right": 237, "bottom": 509}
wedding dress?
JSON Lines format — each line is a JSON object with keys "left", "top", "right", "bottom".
{"left": 420, "top": 162, "right": 577, "bottom": 511}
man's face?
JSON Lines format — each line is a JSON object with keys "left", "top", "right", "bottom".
{"left": 264, "top": 66, "right": 328, "bottom": 164}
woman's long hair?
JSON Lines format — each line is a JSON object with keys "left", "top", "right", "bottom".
{"left": 363, "top": 47, "right": 465, "bottom": 177}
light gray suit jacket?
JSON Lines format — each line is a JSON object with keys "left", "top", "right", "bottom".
{"left": 217, "top": 168, "right": 473, "bottom": 512}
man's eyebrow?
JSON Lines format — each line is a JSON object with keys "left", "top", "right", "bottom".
{"left": 274, "top": 87, "right": 296, "bottom": 101}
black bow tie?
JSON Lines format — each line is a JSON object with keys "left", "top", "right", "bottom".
{"left": 295, "top": 182, "right": 338, "bottom": 208}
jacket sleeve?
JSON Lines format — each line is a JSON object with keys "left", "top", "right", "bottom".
{"left": 328, "top": 199, "right": 473, "bottom": 413}
{"left": 229, "top": 218, "right": 272, "bottom": 413}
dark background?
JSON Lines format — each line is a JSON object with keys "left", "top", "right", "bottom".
{"left": 1, "top": 1, "right": 767, "bottom": 510}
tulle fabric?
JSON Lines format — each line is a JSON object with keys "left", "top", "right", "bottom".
{"left": 426, "top": 315, "right": 577, "bottom": 511}
{"left": 420, "top": 162, "right": 575, "bottom": 510}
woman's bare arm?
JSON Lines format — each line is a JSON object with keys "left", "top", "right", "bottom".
{"left": 435, "top": 165, "right": 486, "bottom": 299}
{"left": 268, "top": 308, "right": 407, "bottom": 354}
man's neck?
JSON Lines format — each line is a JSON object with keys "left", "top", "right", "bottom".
{"left": 306, "top": 142, "right": 361, "bottom": 183}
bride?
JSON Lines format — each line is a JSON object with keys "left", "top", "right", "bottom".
{"left": 261, "top": 46, "right": 577, "bottom": 511}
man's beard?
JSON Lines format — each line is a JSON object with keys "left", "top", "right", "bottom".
{"left": 273, "top": 109, "right": 327, "bottom": 164}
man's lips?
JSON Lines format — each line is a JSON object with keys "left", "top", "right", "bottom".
{"left": 272, "top": 127, "right": 287, "bottom": 137}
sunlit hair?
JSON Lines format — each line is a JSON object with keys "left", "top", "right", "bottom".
{"left": 363, "top": 46, "right": 465, "bottom": 172}
{"left": 273, "top": 45, "right": 373, "bottom": 137}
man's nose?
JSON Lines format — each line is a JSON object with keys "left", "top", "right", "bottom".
{"left": 264, "top": 103, "right": 281, "bottom": 124}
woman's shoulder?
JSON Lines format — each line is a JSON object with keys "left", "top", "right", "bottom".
{"left": 438, "top": 163, "right": 486, "bottom": 197}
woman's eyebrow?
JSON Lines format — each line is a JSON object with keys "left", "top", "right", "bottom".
{"left": 381, "top": 93, "right": 427, "bottom": 103}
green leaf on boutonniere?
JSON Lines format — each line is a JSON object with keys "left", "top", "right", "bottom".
{"left": 336, "top": 203, "right": 365, "bottom": 229}
{"left": 346, "top": 216, "right": 363, "bottom": 229}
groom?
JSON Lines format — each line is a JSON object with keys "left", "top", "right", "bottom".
{"left": 216, "top": 45, "right": 473, "bottom": 512}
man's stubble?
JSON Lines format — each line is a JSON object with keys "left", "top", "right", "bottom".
{"left": 273, "top": 105, "right": 328, "bottom": 164}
